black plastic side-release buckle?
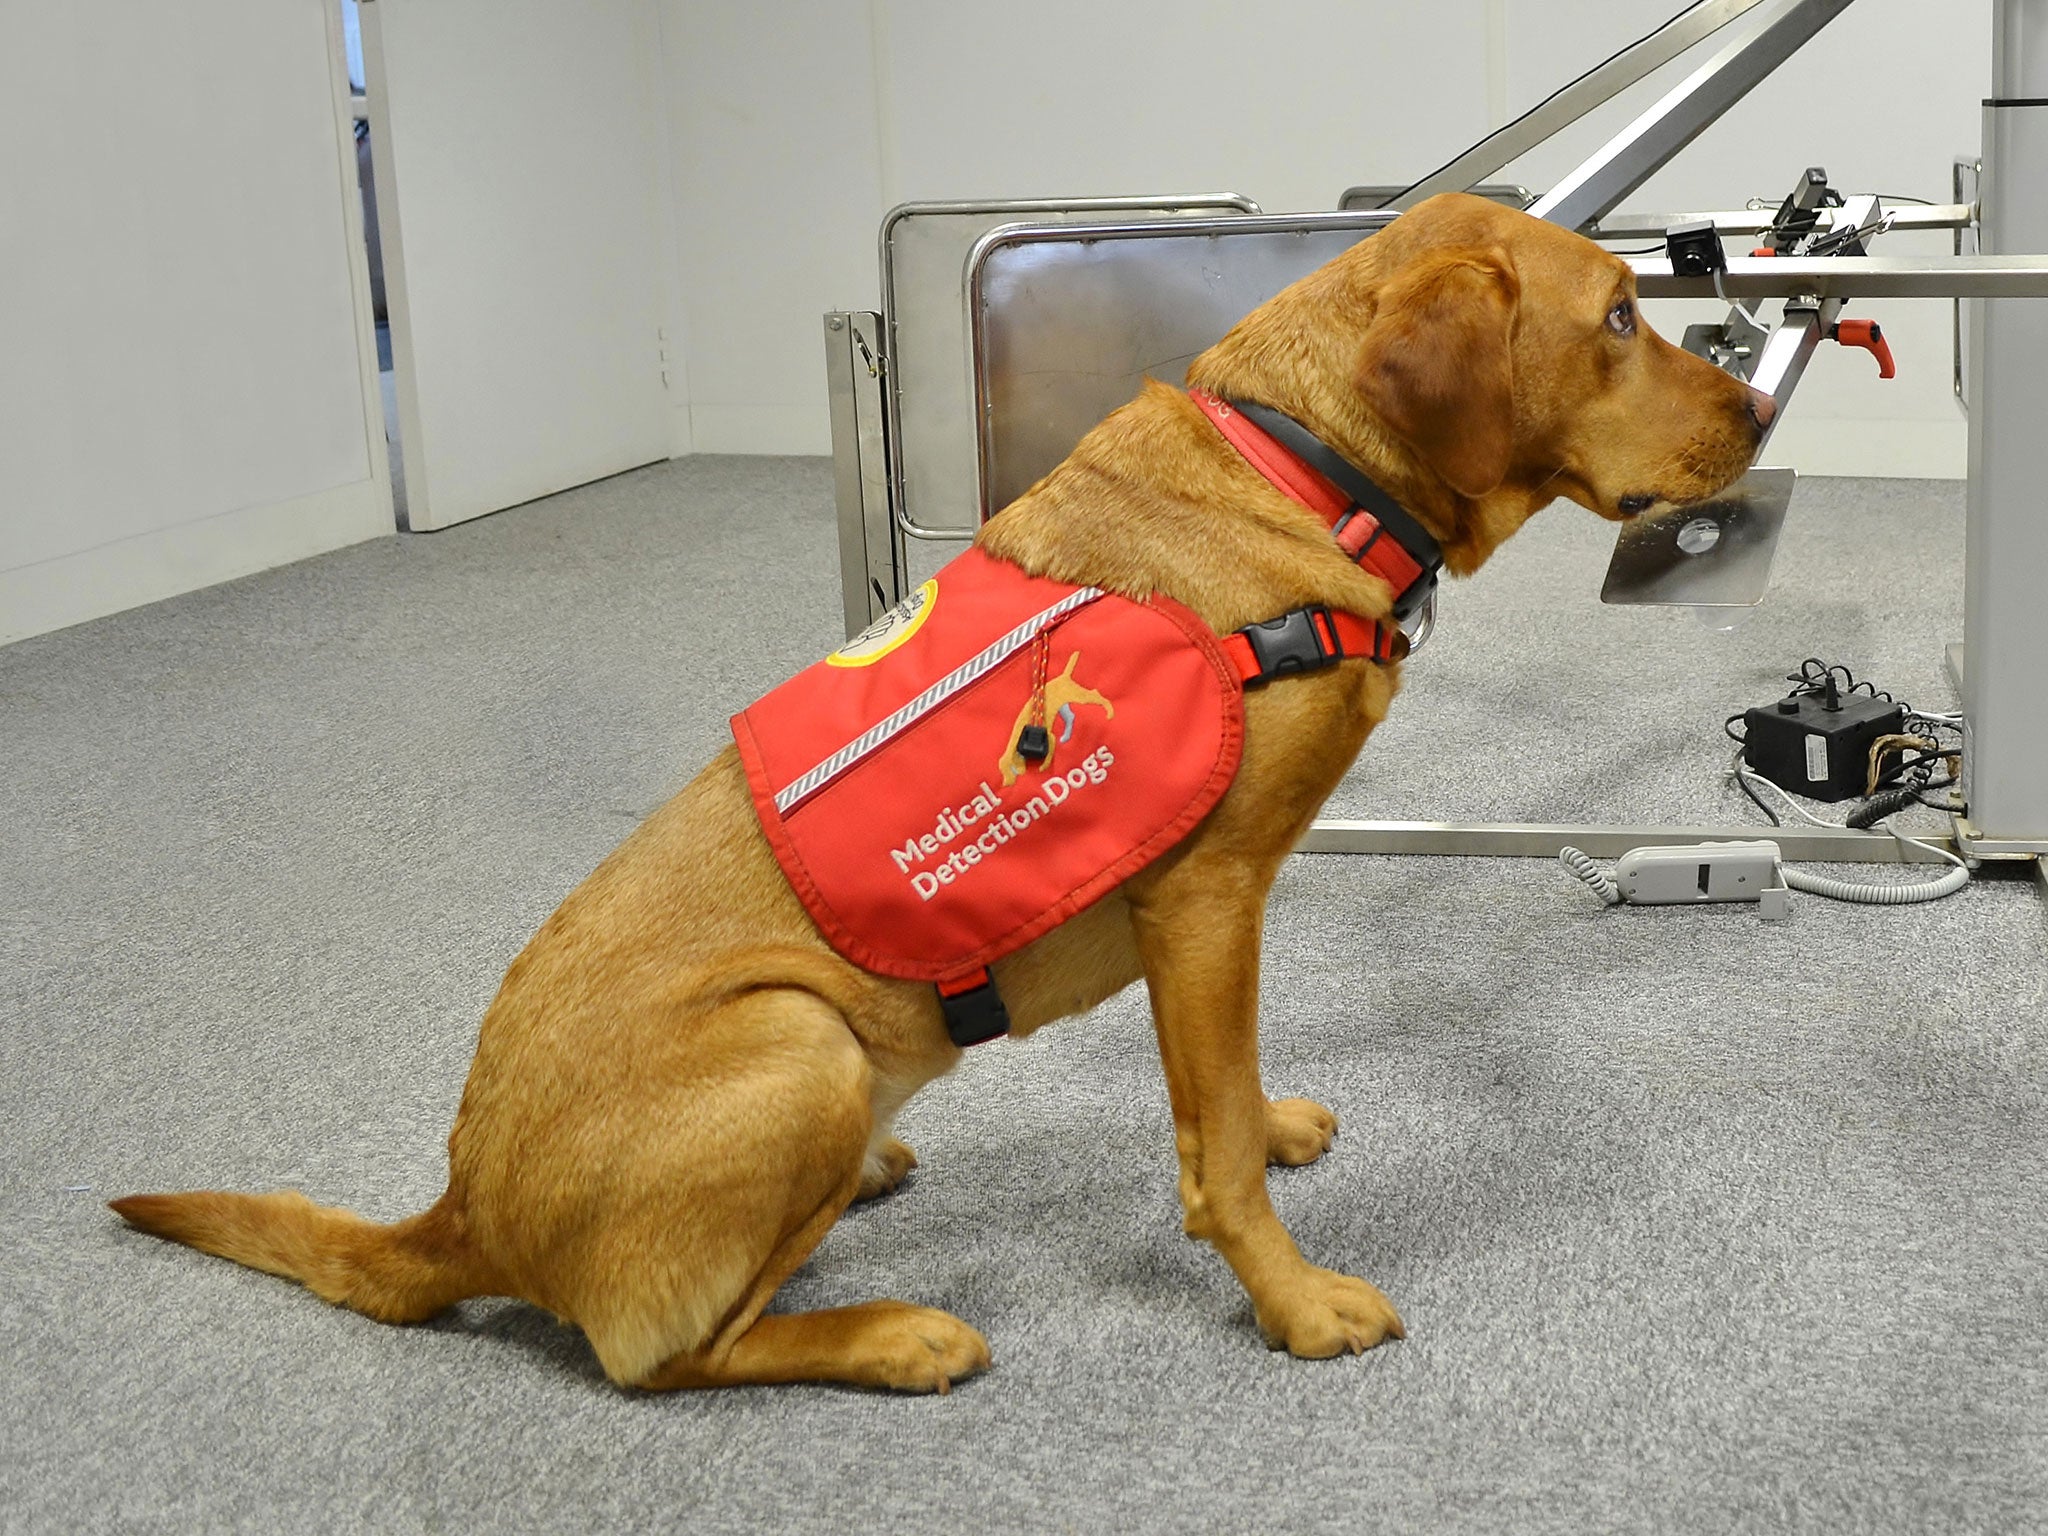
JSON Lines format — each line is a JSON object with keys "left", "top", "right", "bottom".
{"left": 937, "top": 968, "right": 1010, "bottom": 1048}
{"left": 1240, "top": 605, "right": 1343, "bottom": 686}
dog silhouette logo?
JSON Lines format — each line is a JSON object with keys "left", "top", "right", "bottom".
{"left": 998, "top": 651, "right": 1113, "bottom": 786}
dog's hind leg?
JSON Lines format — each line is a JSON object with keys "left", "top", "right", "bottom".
{"left": 643, "top": 1298, "right": 990, "bottom": 1394}
{"left": 580, "top": 987, "right": 986, "bottom": 1394}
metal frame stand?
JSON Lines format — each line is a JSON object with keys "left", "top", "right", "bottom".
{"left": 1959, "top": 0, "right": 2048, "bottom": 858}
{"left": 822, "top": 311, "right": 899, "bottom": 634}
{"left": 823, "top": 0, "right": 2048, "bottom": 883}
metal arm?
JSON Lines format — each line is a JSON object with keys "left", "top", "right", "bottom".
{"left": 1632, "top": 252, "right": 2048, "bottom": 299}
{"left": 1386, "top": 0, "right": 1775, "bottom": 212}
{"left": 1595, "top": 202, "right": 1973, "bottom": 241}
{"left": 1530, "top": 0, "right": 1859, "bottom": 232}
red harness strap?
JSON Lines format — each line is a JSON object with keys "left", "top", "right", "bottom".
{"left": 1218, "top": 603, "right": 1403, "bottom": 679}
{"left": 1188, "top": 387, "right": 1430, "bottom": 611}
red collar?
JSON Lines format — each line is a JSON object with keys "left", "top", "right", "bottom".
{"left": 1187, "top": 388, "right": 1436, "bottom": 619}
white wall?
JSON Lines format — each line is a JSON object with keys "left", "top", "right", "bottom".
{"left": 660, "top": 0, "right": 887, "bottom": 456}
{"left": 0, "top": 0, "right": 1988, "bottom": 651}
{"left": 0, "top": 0, "right": 388, "bottom": 646}
{"left": 662, "top": 0, "right": 1991, "bottom": 476}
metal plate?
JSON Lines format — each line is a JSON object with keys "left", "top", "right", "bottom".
{"left": 968, "top": 211, "right": 1398, "bottom": 517}
{"left": 1337, "top": 183, "right": 1533, "bottom": 211}
{"left": 1600, "top": 466, "right": 1797, "bottom": 606}
{"left": 881, "top": 198, "right": 1259, "bottom": 540}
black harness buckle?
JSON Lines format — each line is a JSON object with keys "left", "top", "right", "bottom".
{"left": 937, "top": 970, "right": 1010, "bottom": 1048}
{"left": 1239, "top": 605, "right": 1343, "bottom": 686}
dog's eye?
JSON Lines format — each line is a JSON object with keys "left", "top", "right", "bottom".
{"left": 1607, "top": 299, "right": 1636, "bottom": 336}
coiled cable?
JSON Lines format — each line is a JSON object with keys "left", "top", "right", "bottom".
{"left": 1558, "top": 846, "right": 1622, "bottom": 906}
{"left": 1778, "top": 860, "right": 1968, "bottom": 904}
{"left": 1731, "top": 753, "right": 1970, "bottom": 905}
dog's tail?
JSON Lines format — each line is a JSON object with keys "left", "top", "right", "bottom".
{"left": 109, "top": 1186, "right": 487, "bottom": 1324}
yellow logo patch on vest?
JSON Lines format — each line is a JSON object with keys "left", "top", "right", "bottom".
{"left": 828, "top": 579, "right": 938, "bottom": 667}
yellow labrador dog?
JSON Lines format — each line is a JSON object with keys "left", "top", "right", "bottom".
{"left": 115, "top": 194, "right": 1770, "bottom": 1393}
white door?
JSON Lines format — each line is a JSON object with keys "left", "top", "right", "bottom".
{"left": 359, "top": 0, "right": 670, "bottom": 530}
{"left": 1, "top": 0, "right": 392, "bottom": 644}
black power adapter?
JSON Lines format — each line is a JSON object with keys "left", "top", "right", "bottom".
{"left": 1742, "top": 679, "right": 1905, "bottom": 802}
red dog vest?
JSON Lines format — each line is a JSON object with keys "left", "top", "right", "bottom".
{"left": 734, "top": 391, "right": 1432, "bottom": 1046}
{"left": 734, "top": 547, "right": 1244, "bottom": 991}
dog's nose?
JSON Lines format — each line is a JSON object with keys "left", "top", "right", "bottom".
{"left": 1746, "top": 389, "right": 1778, "bottom": 432}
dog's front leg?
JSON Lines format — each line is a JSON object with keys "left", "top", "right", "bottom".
{"left": 1131, "top": 873, "right": 1404, "bottom": 1358}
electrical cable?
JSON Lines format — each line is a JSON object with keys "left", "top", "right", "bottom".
{"left": 1781, "top": 851, "right": 1968, "bottom": 905}
{"left": 1565, "top": 658, "right": 1971, "bottom": 912}
{"left": 1785, "top": 658, "right": 1890, "bottom": 704}
{"left": 1844, "top": 784, "right": 1919, "bottom": 830}
{"left": 1712, "top": 266, "right": 1766, "bottom": 329}
{"left": 1727, "top": 750, "right": 1970, "bottom": 904}
{"left": 1558, "top": 846, "right": 1623, "bottom": 906}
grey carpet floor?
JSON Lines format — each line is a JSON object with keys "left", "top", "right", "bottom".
{"left": 3, "top": 458, "right": 2045, "bottom": 1535}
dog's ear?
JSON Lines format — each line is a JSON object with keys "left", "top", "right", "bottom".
{"left": 1352, "top": 246, "right": 1519, "bottom": 499}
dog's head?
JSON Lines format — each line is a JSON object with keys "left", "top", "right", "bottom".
{"left": 1189, "top": 192, "right": 1772, "bottom": 574}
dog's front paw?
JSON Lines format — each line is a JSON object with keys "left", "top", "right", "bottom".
{"left": 1255, "top": 1267, "right": 1405, "bottom": 1358}
{"left": 1265, "top": 1097, "right": 1338, "bottom": 1166}
{"left": 844, "top": 1301, "right": 992, "bottom": 1394}
{"left": 856, "top": 1137, "right": 918, "bottom": 1201}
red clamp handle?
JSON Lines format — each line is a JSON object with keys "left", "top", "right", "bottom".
{"left": 1831, "top": 318, "right": 1895, "bottom": 379}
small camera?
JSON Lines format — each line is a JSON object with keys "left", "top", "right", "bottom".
{"left": 1665, "top": 220, "right": 1728, "bottom": 278}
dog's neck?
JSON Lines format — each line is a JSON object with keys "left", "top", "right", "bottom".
{"left": 1181, "top": 272, "right": 1549, "bottom": 579}
{"left": 975, "top": 379, "right": 1550, "bottom": 642}
{"left": 1188, "top": 389, "right": 1438, "bottom": 619}
{"left": 1182, "top": 371, "right": 1540, "bottom": 580}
